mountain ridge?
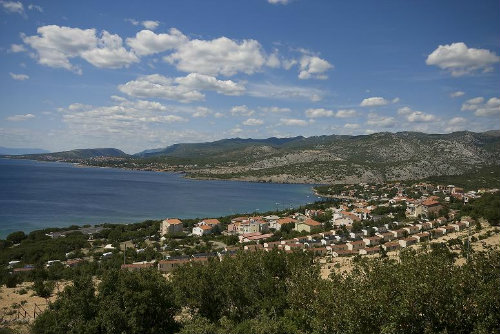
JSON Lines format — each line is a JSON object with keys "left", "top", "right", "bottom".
{"left": 4, "top": 131, "right": 500, "bottom": 184}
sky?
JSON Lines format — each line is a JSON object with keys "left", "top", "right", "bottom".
{"left": 0, "top": 0, "right": 499, "bottom": 153}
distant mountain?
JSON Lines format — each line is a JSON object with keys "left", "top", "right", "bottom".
{"left": 0, "top": 147, "right": 50, "bottom": 155}
{"left": 10, "top": 148, "right": 129, "bottom": 160}
{"left": 8, "top": 131, "right": 500, "bottom": 184}
{"left": 134, "top": 136, "right": 305, "bottom": 158}
{"left": 132, "top": 131, "right": 500, "bottom": 184}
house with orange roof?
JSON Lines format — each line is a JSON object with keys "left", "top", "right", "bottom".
{"left": 200, "top": 218, "right": 221, "bottom": 226}
{"left": 270, "top": 217, "right": 297, "bottom": 230}
{"left": 161, "top": 218, "right": 184, "bottom": 235}
{"left": 192, "top": 224, "right": 214, "bottom": 236}
{"left": 295, "top": 218, "right": 321, "bottom": 233}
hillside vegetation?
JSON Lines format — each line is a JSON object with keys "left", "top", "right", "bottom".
{"left": 7, "top": 131, "right": 500, "bottom": 184}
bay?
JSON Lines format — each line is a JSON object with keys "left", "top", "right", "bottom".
{"left": 0, "top": 158, "right": 316, "bottom": 238}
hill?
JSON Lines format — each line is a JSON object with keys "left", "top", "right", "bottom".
{"left": 130, "top": 131, "right": 500, "bottom": 184}
{"left": 7, "top": 148, "right": 129, "bottom": 160}
{"left": 7, "top": 131, "right": 500, "bottom": 185}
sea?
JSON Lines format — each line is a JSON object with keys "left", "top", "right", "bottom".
{"left": 0, "top": 158, "right": 318, "bottom": 238}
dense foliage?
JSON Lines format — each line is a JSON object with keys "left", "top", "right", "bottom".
{"left": 31, "top": 248, "right": 500, "bottom": 334}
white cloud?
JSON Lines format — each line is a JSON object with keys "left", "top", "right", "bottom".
{"left": 360, "top": 97, "right": 390, "bottom": 107}
{"left": 473, "top": 97, "right": 500, "bottom": 117}
{"left": 10, "top": 44, "right": 26, "bottom": 53}
{"left": 118, "top": 74, "right": 204, "bottom": 103}
{"left": 191, "top": 107, "right": 211, "bottom": 118}
{"left": 259, "top": 106, "right": 291, "bottom": 113}
{"left": 305, "top": 108, "right": 334, "bottom": 118}
{"left": 174, "top": 73, "right": 245, "bottom": 96}
{"left": 298, "top": 55, "right": 333, "bottom": 79}
{"left": 461, "top": 97, "right": 485, "bottom": 111}
{"left": 266, "top": 52, "right": 281, "bottom": 68}
{"left": 406, "top": 111, "right": 437, "bottom": 123}
{"left": 243, "top": 118, "right": 264, "bottom": 126}
{"left": 9, "top": 72, "right": 29, "bottom": 80}
{"left": 22, "top": 25, "right": 138, "bottom": 73}
{"left": 335, "top": 109, "right": 357, "bottom": 118}
{"left": 268, "top": 0, "right": 291, "bottom": 4}
{"left": 279, "top": 118, "right": 308, "bottom": 126}
{"left": 7, "top": 113, "right": 35, "bottom": 121}
{"left": 397, "top": 106, "right": 412, "bottom": 115}
{"left": 230, "top": 105, "right": 255, "bottom": 116}
{"left": 118, "top": 73, "right": 243, "bottom": 103}
{"left": 366, "top": 113, "right": 395, "bottom": 128}
{"left": 426, "top": 42, "right": 500, "bottom": 76}
{"left": 60, "top": 98, "right": 187, "bottom": 135}
{"left": 248, "top": 82, "right": 323, "bottom": 102}
{"left": 1, "top": 1, "right": 24, "bottom": 15}
{"left": 344, "top": 123, "right": 360, "bottom": 129}
{"left": 450, "top": 91, "right": 465, "bottom": 98}
{"left": 141, "top": 20, "right": 160, "bottom": 30}
{"left": 80, "top": 31, "right": 139, "bottom": 69}
{"left": 28, "top": 4, "right": 42, "bottom": 12}
{"left": 126, "top": 28, "right": 187, "bottom": 56}
{"left": 398, "top": 106, "right": 437, "bottom": 123}
{"left": 164, "top": 36, "right": 266, "bottom": 76}
{"left": 448, "top": 117, "right": 466, "bottom": 125}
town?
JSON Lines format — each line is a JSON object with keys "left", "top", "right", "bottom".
{"left": 6, "top": 180, "right": 497, "bottom": 276}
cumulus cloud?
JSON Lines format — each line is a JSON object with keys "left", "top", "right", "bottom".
{"left": 305, "top": 108, "right": 334, "bottom": 118}
{"left": 259, "top": 106, "right": 291, "bottom": 113}
{"left": 9, "top": 72, "right": 29, "bottom": 80}
{"left": 191, "top": 107, "right": 211, "bottom": 118}
{"left": 118, "top": 73, "right": 244, "bottom": 103}
{"left": 164, "top": 36, "right": 266, "bottom": 76}
{"left": 448, "top": 117, "right": 466, "bottom": 125}
{"left": 60, "top": 98, "right": 187, "bottom": 135}
{"left": 230, "top": 105, "right": 255, "bottom": 116}
{"left": 366, "top": 113, "right": 395, "bottom": 128}
{"left": 406, "top": 111, "right": 437, "bottom": 123}
{"left": 344, "top": 123, "right": 360, "bottom": 129}
{"left": 141, "top": 20, "right": 159, "bottom": 30}
{"left": 465, "top": 97, "right": 500, "bottom": 117}
{"left": 426, "top": 42, "right": 500, "bottom": 76}
{"left": 461, "top": 97, "right": 485, "bottom": 111}
{"left": 335, "top": 109, "right": 357, "bottom": 118}
{"left": 248, "top": 82, "right": 323, "bottom": 102}
{"left": 279, "top": 118, "right": 308, "bottom": 126}
{"left": 268, "top": 0, "right": 291, "bottom": 4}
{"left": 450, "top": 91, "right": 465, "bottom": 98}
{"left": 22, "top": 25, "right": 138, "bottom": 73}
{"left": 10, "top": 44, "right": 26, "bottom": 53}
{"left": 174, "top": 73, "right": 245, "bottom": 96}
{"left": 7, "top": 113, "right": 35, "bottom": 121}
{"left": 243, "top": 118, "right": 264, "bottom": 126}
{"left": 398, "top": 106, "right": 437, "bottom": 123}
{"left": 360, "top": 97, "right": 390, "bottom": 107}
{"left": 1, "top": 1, "right": 24, "bottom": 15}
{"left": 298, "top": 55, "right": 333, "bottom": 79}
{"left": 80, "top": 31, "right": 139, "bottom": 69}
{"left": 126, "top": 28, "right": 187, "bottom": 56}
{"left": 28, "top": 3, "right": 42, "bottom": 12}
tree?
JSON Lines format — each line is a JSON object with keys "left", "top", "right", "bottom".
{"left": 6, "top": 231, "right": 27, "bottom": 244}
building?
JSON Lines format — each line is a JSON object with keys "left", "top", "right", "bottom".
{"left": 295, "top": 218, "right": 321, "bottom": 233}
{"left": 121, "top": 262, "right": 154, "bottom": 272}
{"left": 399, "top": 237, "right": 417, "bottom": 248}
{"left": 161, "top": 218, "right": 183, "bottom": 235}
{"left": 192, "top": 224, "right": 213, "bottom": 236}
{"left": 346, "top": 240, "right": 365, "bottom": 251}
{"left": 270, "top": 217, "right": 298, "bottom": 230}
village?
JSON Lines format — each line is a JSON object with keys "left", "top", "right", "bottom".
{"left": 116, "top": 181, "right": 499, "bottom": 274}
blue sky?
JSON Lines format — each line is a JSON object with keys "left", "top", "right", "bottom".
{"left": 1, "top": 0, "right": 499, "bottom": 153}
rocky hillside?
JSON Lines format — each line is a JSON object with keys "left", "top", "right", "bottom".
{"left": 155, "top": 131, "right": 500, "bottom": 184}
{"left": 7, "top": 131, "right": 500, "bottom": 184}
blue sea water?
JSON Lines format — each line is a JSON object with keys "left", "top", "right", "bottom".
{"left": 0, "top": 158, "right": 317, "bottom": 238}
